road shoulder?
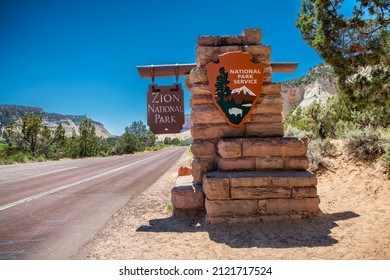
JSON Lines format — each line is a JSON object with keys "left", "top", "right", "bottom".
{"left": 74, "top": 148, "right": 191, "bottom": 259}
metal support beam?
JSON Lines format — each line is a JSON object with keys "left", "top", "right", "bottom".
{"left": 137, "top": 62, "right": 298, "bottom": 79}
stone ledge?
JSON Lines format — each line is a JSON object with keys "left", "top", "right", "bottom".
{"left": 205, "top": 197, "right": 320, "bottom": 218}
{"left": 204, "top": 170, "right": 317, "bottom": 189}
{"left": 203, "top": 174, "right": 230, "bottom": 200}
{"left": 171, "top": 179, "right": 205, "bottom": 210}
{"left": 218, "top": 137, "right": 308, "bottom": 158}
{"left": 229, "top": 170, "right": 317, "bottom": 188}
{"left": 216, "top": 156, "right": 309, "bottom": 171}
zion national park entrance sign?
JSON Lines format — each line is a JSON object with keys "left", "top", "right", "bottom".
{"left": 137, "top": 28, "right": 320, "bottom": 224}
{"left": 146, "top": 84, "right": 185, "bottom": 134}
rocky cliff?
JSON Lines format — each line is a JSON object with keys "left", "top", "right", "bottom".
{"left": 281, "top": 64, "right": 338, "bottom": 116}
{"left": 0, "top": 105, "right": 113, "bottom": 138}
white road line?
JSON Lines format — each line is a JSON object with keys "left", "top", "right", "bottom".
{"left": 0, "top": 149, "right": 173, "bottom": 212}
{"left": 0, "top": 166, "right": 79, "bottom": 185}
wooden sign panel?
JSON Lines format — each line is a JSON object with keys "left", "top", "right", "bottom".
{"left": 206, "top": 51, "right": 265, "bottom": 127}
{"left": 147, "top": 84, "right": 185, "bottom": 134}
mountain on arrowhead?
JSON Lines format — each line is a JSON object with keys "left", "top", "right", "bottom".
{"left": 224, "top": 86, "right": 257, "bottom": 104}
{"left": 231, "top": 86, "right": 256, "bottom": 96}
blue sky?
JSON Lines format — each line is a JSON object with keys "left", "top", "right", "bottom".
{"left": 0, "top": 0, "right": 333, "bottom": 135}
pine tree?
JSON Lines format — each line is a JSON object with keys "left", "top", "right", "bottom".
{"left": 125, "top": 120, "right": 155, "bottom": 148}
{"left": 296, "top": 0, "right": 390, "bottom": 127}
{"left": 78, "top": 117, "right": 98, "bottom": 157}
{"left": 215, "top": 67, "right": 231, "bottom": 102}
{"left": 67, "top": 128, "right": 79, "bottom": 158}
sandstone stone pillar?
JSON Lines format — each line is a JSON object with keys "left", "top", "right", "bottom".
{"left": 184, "top": 28, "right": 320, "bottom": 224}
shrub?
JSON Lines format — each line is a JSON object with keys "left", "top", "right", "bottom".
{"left": 345, "top": 128, "right": 385, "bottom": 161}
{"left": 380, "top": 142, "right": 390, "bottom": 177}
{"left": 166, "top": 203, "right": 174, "bottom": 212}
{"left": 284, "top": 125, "right": 308, "bottom": 138}
{"left": 308, "top": 139, "right": 337, "bottom": 172}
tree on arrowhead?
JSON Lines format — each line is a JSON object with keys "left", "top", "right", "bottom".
{"left": 215, "top": 67, "right": 231, "bottom": 103}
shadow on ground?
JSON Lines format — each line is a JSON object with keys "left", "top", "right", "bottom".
{"left": 137, "top": 211, "right": 359, "bottom": 249}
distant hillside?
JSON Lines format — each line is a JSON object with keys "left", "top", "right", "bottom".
{"left": 181, "top": 114, "right": 192, "bottom": 132}
{"left": 0, "top": 105, "right": 113, "bottom": 138}
{"left": 281, "top": 64, "right": 338, "bottom": 116}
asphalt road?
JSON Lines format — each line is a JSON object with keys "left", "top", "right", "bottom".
{"left": 0, "top": 146, "right": 187, "bottom": 260}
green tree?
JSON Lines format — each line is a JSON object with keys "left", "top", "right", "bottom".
{"left": 22, "top": 113, "right": 42, "bottom": 155}
{"left": 285, "top": 98, "right": 342, "bottom": 139}
{"left": 113, "top": 132, "right": 143, "bottom": 155}
{"left": 2, "top": 129, "right": 10, "bottom": 146}
{"left": 215, "top": 67, "right": 231, "bottom": 102}
{"left": 67, "top": 128, "right": 80, "bottom": 158}
{"left": 297, "top": 0, "right": 390, "bottom": 126}
{"left": 50, "top": 124, "right": 67, "bottom": 158}
{"left": 5, "top": 113, "right": 43, "bottom": 155}
{"left": 96, "top": 137, "right": 117, "bottom": 156}
{"left": 163, "top": 137, "right": 172, "bottom": 145}
{"left": 171, "top": 138, "right": 181, "bottom": 146}
{"left": 125, "top": 121, "right": 156, "bottom": 147}
{"left": 39, "top": 125, "right": 52, "bottom": 157}
{"left": 54, "top": 124, "right": 66, "bottom": 145}
{"left": 78, "top": 117, "right": 98, "bottom": 157}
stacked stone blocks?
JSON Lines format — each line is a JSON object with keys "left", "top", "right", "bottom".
{"left": 171, "top": 175, "right": 205, "bottom": 219}
{"left": 184, "top": 28, "right": 320, "bottom": 223}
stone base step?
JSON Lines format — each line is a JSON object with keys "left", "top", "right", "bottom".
{"left": 203, "top": 170, "right": 318, "bottom": 200}
{"left": 203, "top": 170, "right": 320, "bottom": 223}
{"left": 206, "top": 212, "right": 322, "bottom": 224}
{"left": 205, "top": 197, "right": 320, "bottom": 219}
{"left": 171, "top": 176, "right": 205, "bottom": 220}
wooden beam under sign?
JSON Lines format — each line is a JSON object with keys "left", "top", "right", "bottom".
{"left": 136, "top": 62, "right": 298, "bottom": 79}
{"left": 271, "top": 63, "right": 298, "bottom": 73}
{"left": 137, "top": 64, "right": 196, "bottom": 79}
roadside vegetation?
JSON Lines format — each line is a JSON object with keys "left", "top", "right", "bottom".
{"left": 288, "top": 0, "right": 390, "bottom": 176}
{"left": 0, "top": 116, "right": 190, "bottom": 165}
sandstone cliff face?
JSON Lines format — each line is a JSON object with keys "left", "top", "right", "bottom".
{"left": 281, "top": 64, "right": 337, "bottom": 117}
{"left": 40, "top": 117, "right": 112, "bottom": 138}
{"left": 0, "top": 105, "right": 113, "bottom": 138}
{"left": 297, "top": 77, "right": 338, "bottom": 109}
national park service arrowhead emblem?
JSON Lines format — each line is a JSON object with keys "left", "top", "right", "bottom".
{"left": 206, "top": 51, "right": 265, "bottom": 127}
